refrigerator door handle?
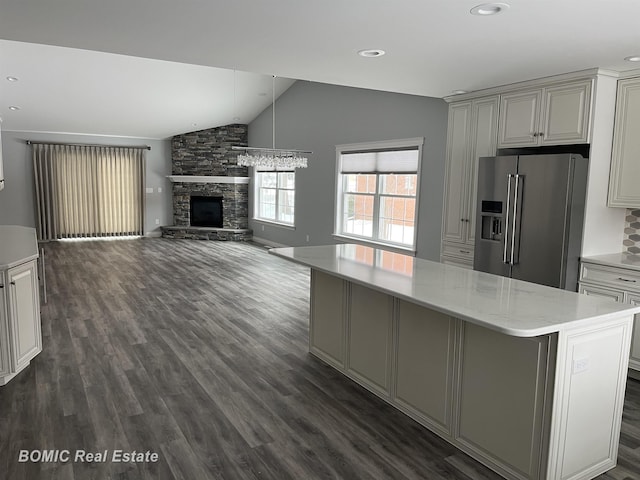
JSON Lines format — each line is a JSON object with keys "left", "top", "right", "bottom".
{"left": 510, "top": 174, "right": 523, "bottom": 265}
{"left": 503, "top": 174, "right": 513, "bottom": 264}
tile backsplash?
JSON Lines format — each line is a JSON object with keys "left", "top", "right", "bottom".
{"left": 624, "top": 209, "right": 640, "bottom": 254}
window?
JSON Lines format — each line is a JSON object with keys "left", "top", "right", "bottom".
{"left": 335, "top": 138, "right": 423, "bottom": 251}
{"left": 255, "top": 168, "right": 296, "bottom": 225}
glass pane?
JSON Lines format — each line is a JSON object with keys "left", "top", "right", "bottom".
{"left": 343, "top": 174, "right": 377, "bottom": 194}
{"left": 380, "top": 174, "right": 417, "bottom": 196}
{"left": 342, "top": 193, "right": 374, "bottom": 238}
{"left": 378, "top": 196, "right": 416, "bottom": 245}
{"left": 260, "top": 172, "right": 277, "bottom": 188}
{"left": 258, "top": 188, "right": 276, "bottom": 220}
{"left": 277, "top": 190, "right": 295, "bottom": 224}
{"left": 278, "top": 172, "right": 295, "bottom": 190}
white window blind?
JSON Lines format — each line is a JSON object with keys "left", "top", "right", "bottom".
{"left": 339, "top": 148, "right": 419, "bottom": 173}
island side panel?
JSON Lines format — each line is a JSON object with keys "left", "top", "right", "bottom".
{"left": 346, "top": 283, "right": 394, "bottom": 397}
{"left": 394, "top": 300, "right": 457, "bottom": 435}
{"left": 547, "top": 315, "right": 633, "bottom": 480}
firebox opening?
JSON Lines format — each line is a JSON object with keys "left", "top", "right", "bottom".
{"left": 190, "top": 196, "right": 223, "bottom": 227}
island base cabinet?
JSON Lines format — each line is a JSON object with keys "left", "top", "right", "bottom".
{"left": 456, "top": 323, "right": 552, "bottom": 480}
{"left": 305, "top": 267, "right": 634, "bottom": 480}
{"left": 310, "top": 270, "right": 346, "bottom": 368}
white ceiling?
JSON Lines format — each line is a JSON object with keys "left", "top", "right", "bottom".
{"left": 1, "top": 0, "right": 640, "bottom": 139}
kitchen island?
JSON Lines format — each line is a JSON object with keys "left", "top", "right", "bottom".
{"left": 270, "top": 244, "right": 640, "bottom": 480}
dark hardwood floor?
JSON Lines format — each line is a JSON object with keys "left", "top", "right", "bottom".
{"left": 0, "top": 238, "right": 638, "bottom": 480}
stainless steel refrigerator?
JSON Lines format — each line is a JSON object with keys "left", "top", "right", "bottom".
{"left": 473, "top": 153, "right": 588, "bottom": 291}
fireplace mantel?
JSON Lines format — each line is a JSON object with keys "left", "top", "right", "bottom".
{"left": 167, "top": 175, "right": 250, "bottom": 184}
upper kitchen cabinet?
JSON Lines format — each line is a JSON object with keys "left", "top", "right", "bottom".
{"left": 498, "top": 80, "right": 592, "bottom": 148}
{"left": 441, "top": 96, "right": 499, "bottom": 267}
{"left": 608, "top": 76, "right": 640, "bottom": 208}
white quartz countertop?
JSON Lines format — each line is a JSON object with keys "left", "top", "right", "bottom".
{"left": 581, "top": 252, "right": 640, "bottom": 272}
{"left": 0, "top": 225, "right": 39, "bottom": 269}
{"left": 270, "top": 244, "right": 640, "bottom": 337}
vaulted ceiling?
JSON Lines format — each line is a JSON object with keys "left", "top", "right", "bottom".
{"left": 1, "top": 0, "right": 639, "bottom": 138}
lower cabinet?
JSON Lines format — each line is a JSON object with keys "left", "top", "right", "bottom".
{"left": 0, "top": 259, "right": 42, "bottom": 385}
{"left": 579, "top": 260, "right": 640, "bottom": 372}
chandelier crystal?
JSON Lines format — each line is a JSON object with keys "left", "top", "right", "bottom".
{"left": 234, "top": 75, "right": 311, "bottom": 169}
{"left": 234, "top": 147, "right": 309, "bottom": 169}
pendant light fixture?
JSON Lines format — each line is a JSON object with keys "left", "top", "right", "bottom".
{"left": 233, "top": 75, "right": 310, "bottom": 169}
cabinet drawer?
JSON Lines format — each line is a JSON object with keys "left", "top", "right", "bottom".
{"left": 442, "top": 243, "right": 474, "bottom": 260}
{"left": 580, "top": 262, "right": 640, "bottom": 293}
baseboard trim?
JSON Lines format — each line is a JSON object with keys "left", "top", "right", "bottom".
{"left": 251, "top": 236, "right": 290, "bottom": 249}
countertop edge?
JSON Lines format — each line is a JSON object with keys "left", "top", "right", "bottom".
{"left": 581, "top": 253, "right": 640, "bottom": 272}
{"left": 270, "top": 247, "right": 640, "bottom": 338}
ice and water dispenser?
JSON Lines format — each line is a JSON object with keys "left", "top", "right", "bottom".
{"left": 479, "top": 200, "right": 503, "bottom": 242}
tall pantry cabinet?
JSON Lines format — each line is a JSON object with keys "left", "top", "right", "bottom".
{"left": 441, "top": 97, "right": 499, "bottom": 267}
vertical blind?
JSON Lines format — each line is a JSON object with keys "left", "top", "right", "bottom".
{"left": 33, "top": 144, "right": 145, "bottom": 241}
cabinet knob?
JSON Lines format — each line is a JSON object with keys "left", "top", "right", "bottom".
{"left": 539, "top": 132, "right": 544, "bottom": 137}
{"left": 532, "top": 132, "right": 538, "bottom": 137}
{"left": 10, "top": 281, "right": 15, "bottom": 286}
{"left": 0, "top": 285, "right": 3, "bottom": 289}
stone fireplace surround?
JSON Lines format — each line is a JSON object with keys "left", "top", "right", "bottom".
{"left": 160, "top": 124, "right": 253, "bottom": 241}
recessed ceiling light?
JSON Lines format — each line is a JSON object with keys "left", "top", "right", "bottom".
{"left": 451, "top": 90, "right": 468, "bottom": 95}
{"left": 358, "top": 49, "right": 386, "bottom": 58}
{"left": 625, "top": 56, "right": 640, "bottom": 62}
{"left": 232, "top": 117, "right": 241, "bottom": 122}
{"left": 470, "top": 3, "right": 510, "bottom": 15}
{"left": 6, "top": 76, "right": 19, "bottom": 82}
{"left": 8, "top": 106, "right": 20, "bottom": 111}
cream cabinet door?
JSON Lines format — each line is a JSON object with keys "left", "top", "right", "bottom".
{"left": 540, "top": 80, "right": 591, "bottom": 145}
{"left": 7, "top": 261, "right": 42, "bottom": 372}
{"left": 608, "top": 77, "right": 640, "bottom": 207}
{"left": 498, "top": 90, "right": 541, "bottom": 147}
{"left": 442, "top": 102, "right": 472, "bottom": 244}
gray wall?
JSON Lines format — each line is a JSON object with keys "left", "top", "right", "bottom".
{"left": 248, "top": 81, "right": 448, "bottom": 261}
{"left": 0, "top": 131, "right": 172, "bottom": 235}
